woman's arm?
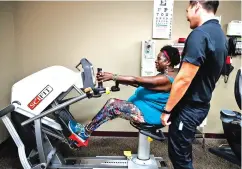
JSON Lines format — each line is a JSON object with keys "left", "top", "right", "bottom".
{"left": 117, "top": 75, "right": 171, "bottom": 91}
{"left": 97, "top": 72, "right": 171, "bottom": 91}
{"left": 127, "top": 83, "right": 139, "bottom": 88}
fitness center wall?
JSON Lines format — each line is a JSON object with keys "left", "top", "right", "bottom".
{"left": 0, "top": 2, "right": 16, "bottom": 143}
{"left": 0, "top": 1, "right": 241, "bottom": 143}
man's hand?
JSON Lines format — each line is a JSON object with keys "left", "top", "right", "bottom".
{"left": 161, "top": 113, "right": 171, "bottom": 126}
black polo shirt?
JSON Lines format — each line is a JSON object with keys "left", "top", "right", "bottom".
{"left": 180, "top": 19, "right": 228, "bottom": 104}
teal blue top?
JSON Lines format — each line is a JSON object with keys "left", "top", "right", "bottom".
{"left": 127, "top": 75, "right": 174, "bottom": 125}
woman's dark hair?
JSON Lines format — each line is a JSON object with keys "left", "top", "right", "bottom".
{"left": 160, "top": 45, "right": 180, "bottom": 67}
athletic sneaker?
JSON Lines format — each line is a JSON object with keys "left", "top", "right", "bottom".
{"left": 68, "top": 120, "right": 89, "bottom": 142}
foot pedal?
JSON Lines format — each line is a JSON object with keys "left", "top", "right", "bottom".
{"left": 69, "top": 133, "right": 89, "bottom": 147}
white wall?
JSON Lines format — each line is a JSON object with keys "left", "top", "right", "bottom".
{"left": 0, "top": 2, "right": 16, "bottom": 143}
{"left": 0, "top": 1, "right": 241, "bottom": 139}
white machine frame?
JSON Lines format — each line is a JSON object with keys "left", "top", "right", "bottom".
{"left": 0, "top": 58, "right": 168, "bottom": 169}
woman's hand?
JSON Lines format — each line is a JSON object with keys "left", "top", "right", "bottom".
{"left": 96, "top": 72, "right": 113, "bottom": 82}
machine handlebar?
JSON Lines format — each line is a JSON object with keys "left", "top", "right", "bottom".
{"left": 111, "top": 81, "right": 120, "bottom": 92}
{"left": 92, "top": 68, "right": 120, "bottom": 97}
{"left": 0, "top": 104, "right": 15, "bottom": 118}
{"left": 75, "top": 63, "right": 81, "bottom": 71}
{"left": 97, "top": 68, "right": 104, "bottom": 89}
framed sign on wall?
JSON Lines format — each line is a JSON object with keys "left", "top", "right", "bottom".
{"left": 152, "top": 0, "right": 174, "bottom": 39}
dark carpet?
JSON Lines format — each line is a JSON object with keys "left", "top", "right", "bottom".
{"left": 0, "top": 136, "right": 240, "bottom": 169}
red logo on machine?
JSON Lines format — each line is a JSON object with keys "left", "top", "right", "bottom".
{"left": 28, "top": 85, "right": 53, "bottom": 110}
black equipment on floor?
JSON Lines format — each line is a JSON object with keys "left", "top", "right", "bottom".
{"left": 209, "top": 68, "right": 242, "bottom": 166}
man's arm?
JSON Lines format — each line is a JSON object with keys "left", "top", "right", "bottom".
{"left": 164, "top": 30, "right": 207, "bottom": 112}
{"left": 161, "top": 30, "right": 208, "bottom": 126}
{"left": 164, "top": 62, "right": 199, "bottom": 112}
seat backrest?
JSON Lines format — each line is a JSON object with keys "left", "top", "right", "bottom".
{"left": 234, "top": 68, "right": 242, "bottom": 110}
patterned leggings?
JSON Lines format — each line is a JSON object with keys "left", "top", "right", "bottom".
{"left": 85, "top": 98, "right": 145, "bottom": 135}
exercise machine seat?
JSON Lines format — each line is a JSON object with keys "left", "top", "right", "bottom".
{"left": 220, "top": 68, "right": 242, "bottom": 126}
{"left": 130, "top": 121, "right": 166, "bottom": 141}
{"left": 131, "top": 121, "right": 163, "bottom": 130}
{"left": 220, "top": 110, "right": 241, "bottom": 125}
{"left": 234, "top": 69, "right": 242, "bottom": 110}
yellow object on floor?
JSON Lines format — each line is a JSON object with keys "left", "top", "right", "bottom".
{"left": 123, "top": 151, "right": 132, "bottom": 159}
{"left": 148, "top": 137, "right": 153, "bottom": 142}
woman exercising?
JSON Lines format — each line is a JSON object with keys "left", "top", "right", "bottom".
{"left": 69, "top": 45, "right": 180, "bottom": 143}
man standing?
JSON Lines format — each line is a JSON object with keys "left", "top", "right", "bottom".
{"left": 161, "top": 1, "right": 228, "bottom": 169}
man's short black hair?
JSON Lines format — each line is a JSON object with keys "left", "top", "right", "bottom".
{"left": 190, "top": 0, "right": 219, "bottom": 14}
{"left": 160, "top": 45, "right": 180, "bottom": 67}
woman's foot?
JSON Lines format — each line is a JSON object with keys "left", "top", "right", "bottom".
{"left": 68, "top": 120, "right": 89, "bottom": 142}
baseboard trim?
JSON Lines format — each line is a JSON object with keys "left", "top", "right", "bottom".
{"left": 92, "top": 131, "right": 139, "bottom": 137}
{"left": 92, "top": 131, "right": 226, "bottom": 139}
{"left": 0, "top": 131, "right": 226, "bottom": 150}
{"left": 204, "top": 133, "right": 226, "bottom": 139}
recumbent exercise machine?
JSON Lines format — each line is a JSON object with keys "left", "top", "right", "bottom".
{"left": 0, "top": 58, "right": 168, "bottom": 169}
{"left": 209, "top": 68, "right": 241, "bottom": 166}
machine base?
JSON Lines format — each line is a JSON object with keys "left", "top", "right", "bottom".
{"left": 128, "top": 155, "right": 167, "bottom": 169}
{"left": 47, "top": 155, "right": 168, "bottom": 169}
{"left": 209, "top": 147, "right": 241, "bottom": 166}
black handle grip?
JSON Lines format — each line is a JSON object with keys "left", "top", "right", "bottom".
{"left": 0, "top": 104, "right": 15, "bottom": 118}
{"left": 140, "top": 130, "right": 166, "bottom": 141}
{"left": 97, "top": 68, "right": 103, "bottom": 89}
{"left": 111, "top": 81, "right": 120, "bottom": 92}
{"left": 97, "top": 68, "right": 102, "bottom": 72}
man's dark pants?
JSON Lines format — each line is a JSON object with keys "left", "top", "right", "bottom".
{"left": 168, "top": 102, "right": 210, "bottom": 169}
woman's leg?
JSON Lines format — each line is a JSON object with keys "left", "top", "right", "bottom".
{"left": 68, "top": 98, "right": 145, "bottom": 141}
{"left": 85, "top": 98, "right": 145, "bottom": 135}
